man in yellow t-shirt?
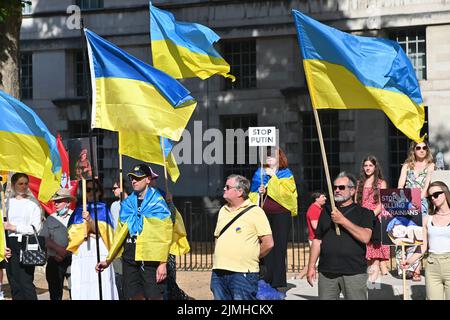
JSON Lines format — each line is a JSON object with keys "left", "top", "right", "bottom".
{"left": 211, "top": 174, "right": 273, "bottom": 300}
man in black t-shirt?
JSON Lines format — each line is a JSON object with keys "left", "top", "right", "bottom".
{"left": 306, "top": 172, "right": 374, "bottom": 300}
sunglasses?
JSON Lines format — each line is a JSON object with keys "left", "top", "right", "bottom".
{"left": 333, "top": 185, "right": 349, "bottom": 191}
{"left": 427, "top": 191, "right": 444, "bottom": 200}
{"left": 415, "top": 145, "right": 428, "bottom": 151}
{"left": 224, "top": 185, "right": 237, "bottom": 190}
{"left": 128, "top": 176, "right": 146, "bottom": 182}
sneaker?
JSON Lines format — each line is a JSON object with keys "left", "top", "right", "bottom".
{"left": 0, "top": 291, "right": 4, "bottom": 300}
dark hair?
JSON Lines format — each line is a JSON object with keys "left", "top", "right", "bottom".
{"left": 427, "top": 181, "right": 450, "bottom": 215}
{"left": 311, "top": 191, "right": 325, "bottom": 202}
{"left": 78, "top": 178, "right": 104, "bottom": 202}
{"left": 11, "top": 173, "right": 29, "bottom": 185}
{"left": 356, "top": 155, "right": 385, "bottom": 205}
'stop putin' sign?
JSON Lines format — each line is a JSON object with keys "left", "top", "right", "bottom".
{"left": 248, "top": 127, "right": 277, "bottom": 146}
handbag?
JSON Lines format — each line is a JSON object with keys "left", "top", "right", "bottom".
{"left": 19, "top": 225, "right": 47, "bottom": 266}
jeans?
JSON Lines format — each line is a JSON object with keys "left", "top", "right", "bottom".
{"left": 210, "top": 269, "right": 259, "bottom": 300}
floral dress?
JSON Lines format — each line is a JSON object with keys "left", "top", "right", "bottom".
{"left": 362, "top": 181, "right": 390, "bottom": 260}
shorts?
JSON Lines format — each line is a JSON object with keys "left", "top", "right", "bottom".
{"left": 0, "top": 260, "right": 6, "bottom": 269}
{"left": 122, "top": 261, "right": 165, "bottom": 299}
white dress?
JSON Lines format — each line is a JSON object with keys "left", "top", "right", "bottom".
{"left": 70, "top": 236, "right": 118, "bottom": 300}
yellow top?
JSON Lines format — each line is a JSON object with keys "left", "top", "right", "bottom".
{"left": 213, "top": 199, "right": 272, "bottom": 273}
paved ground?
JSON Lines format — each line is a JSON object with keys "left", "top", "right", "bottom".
{"left": 2, "top": 268, "right": 425, "bottom": 300}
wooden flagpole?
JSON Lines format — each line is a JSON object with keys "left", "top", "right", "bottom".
{"left": 259, "top": 146, "right": 264, "bottom": 208}
{"left": 119, "top": 152, "right": 124, "bottom": 201}
{"left": 312, "top": 108, "right": 341, "bottom": 235}
{"left": 402, "top": 245, "right": 407, "bottom": 300}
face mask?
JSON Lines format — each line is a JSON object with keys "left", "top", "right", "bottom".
{"left": 57, "top": 207, "right": 68, "bottom": 217}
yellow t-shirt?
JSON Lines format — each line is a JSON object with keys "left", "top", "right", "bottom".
{"left": 213, "top": 199, "right": 272, "bottom": 273}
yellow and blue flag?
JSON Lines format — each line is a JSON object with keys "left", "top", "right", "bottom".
{"left": 119, "top": 133, "right": 180, "bottom": 182}
{"left": 85, "top": 28, "right": 197, "bottom": 141}
{"left": 0, "top": 90, "right": 61, "bottom": 202}
{"left": 67, "top": 202, "right": 115, "bottom": 254}
{"left": 292, "top": 10, "right": 425, "bottom": 142}
{"left": 150, "top": 1, "right": 235, "bottom": 81}
{"left": 249, "top": 168, "right": 298, "bottom": 217}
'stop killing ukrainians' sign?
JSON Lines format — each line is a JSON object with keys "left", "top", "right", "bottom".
{"left": 248, "top": 127, "right": 277, "bottom": 147}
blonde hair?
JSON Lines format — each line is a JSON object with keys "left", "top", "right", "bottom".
{"left": 404, "top": 141, "right": 433, "bottom": 169}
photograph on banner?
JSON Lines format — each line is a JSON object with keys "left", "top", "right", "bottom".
{"left": 380, "top": 188, "right": 423, "bottom": 246}
{"left": 67, "top": 137, "right": 97, "bottom": 181}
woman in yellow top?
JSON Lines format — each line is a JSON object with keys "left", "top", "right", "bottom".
{"left": 249, "top": 148, "right": 297, "bottom": 293}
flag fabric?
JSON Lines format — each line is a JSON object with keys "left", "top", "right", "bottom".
{"left": 66, "top": 202, "right": 115, "bottom": 254}
{"left": 292, "top": 10, "right": 425, "bottom": 142}
{"left": 0, "top": 209, "right": 5, "bottom": 263}
{"left": 29, "top": 135, "right": 78, "bottom": 214}
{"left": 150, "top": 1, "right": 235, "bottom": 81}
{"left": 119, "top": 132, "right": 180, "bottom": 182}
{"left": 249, "top": 168, "right": 298, "bottom": 217}
{"left": 0, "top": 90, "right": 61, "bottom": 202}
{"left": 85, "top": 28, "right": 197, "bottom": 141}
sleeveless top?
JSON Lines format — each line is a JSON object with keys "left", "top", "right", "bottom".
{"left": 427, "top": 215, "right": 450, "bottom": 254}
{"left": 405, "top": 167, "right": 428, "bottom": 190}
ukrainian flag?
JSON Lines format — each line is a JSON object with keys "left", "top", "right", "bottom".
{"left": 292, "top": 10, "right": 425, "bottom": 142}
{"left": 0, "top": 90, "right": 61, "bottom": 202}
{"left": 67, "top": 202, "right": 115, "bottom": 254}
{"left": 85, "top": 29, "right": 197, "bottom": 141}
{"left": 119, "top": 133, "right": 180, "bottom": 182}
{"left": 249, "top": 168, "right": 298, "bottom": 217}
{"left": 150, "top": 1, "right": 235, "bottom": 81}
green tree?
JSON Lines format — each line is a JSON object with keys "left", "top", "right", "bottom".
{"left": 0, "top": 1, "right": 29, "bottom": 98}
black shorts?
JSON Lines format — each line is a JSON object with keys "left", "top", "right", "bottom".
{"left": 0, "top": 260, "right": 6, "bottom": 269}
{"left": 122, "top": 261, "right": 165, "bottom": 299}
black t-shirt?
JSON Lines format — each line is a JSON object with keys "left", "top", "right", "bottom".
{"left": 122, "top": 198, "right": 143, "bottom": 264}
{"left": 315, "top": 203, "right": 374, "bottom": 275}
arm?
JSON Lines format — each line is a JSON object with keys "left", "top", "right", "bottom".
{"left": 373, "top": 180, "right": 388, "bottom": 215}
{"left": 331, "top": 208, "right": 372, "bottom": 244}
{"left": 422, "top": 163, "right": 435, "bottom": 198}
{"left": 311, "top": 220, "right": 319, "bottom": 231}
{"left": 259, "top": 234, "right": 274, "bottom": 259}
{"left": 398, "top": 164, "right": 407, "bottom": 189}
{"left": 306, "top": 238, "right": 321, "bottom": 287}
{"left": 45, "top": 238, "right": 69, "bottom": 258}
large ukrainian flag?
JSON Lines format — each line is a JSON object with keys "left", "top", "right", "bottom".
{"left": 85, "top": 29, "right": 197, "bottom": 141}
{"left": 292, "top": 10, "right": 425, "bottom": 142}
{"left": 150, "top": 1, "right": 235, "bottom": 81}
{"left": 118, "top": 133, "right": 180, "bottom": 182}
{"left": 0, "top": 90, "right": 61, "bottom": 202}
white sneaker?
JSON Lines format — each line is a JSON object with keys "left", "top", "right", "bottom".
{"left": 0, "top": 291, "right": 4, "bottom": 300}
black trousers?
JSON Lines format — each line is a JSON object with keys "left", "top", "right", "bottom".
{"left": 5, "top": 237, "right": 37, "bottom": 300}
{"left": 46, "top": 256, "right": 71, "bottom": 300}
{"left": 261, "top": 212, "right": 291, "bottom": 288}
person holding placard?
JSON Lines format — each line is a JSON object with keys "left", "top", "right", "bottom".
{"left": 397, "top": 141, "right": 435, "bottom": 281}
{"left": 355, "top": 155, "right": 389, "bottom": 282}
{"left": 401, "top": 181, "right": 450, "bottom": 299}
{"left": 249, "top": 148, "right": 297, "bottom": 296}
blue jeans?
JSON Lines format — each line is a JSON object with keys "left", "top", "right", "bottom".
{"left": 210, "top": 269, "right": 259, "bottom": 300}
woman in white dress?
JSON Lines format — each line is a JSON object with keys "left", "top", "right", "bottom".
{"left": 67, "top": 179, "right": 117, "bottom": 300}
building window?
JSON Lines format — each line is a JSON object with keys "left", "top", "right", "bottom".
{"left": 390, "top": 29, "right": 426, "bottom": 80}
{"left": 302, "top": 110, "right": 340, "bottom": 192}
{"left": 76, "top": 0, "right": 103, "bottom": 9}
{"left": 75, "top": 51, "right": 88, "bottom": 97}
{"left": 223, "top": 40, "right": 256, "bottom": 90}
{"left": 388, "top": 107, "right": 429, "bottom": 187}
{"left": 20, "top": 52, "right": 33, "bottom": 99}
{"left": 221, "top": 114, "right": 258, "bottom": 181}
{"left": 22, "top": 1, "right": 32, "bottom": 15}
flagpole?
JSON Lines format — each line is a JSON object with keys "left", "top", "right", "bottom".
{"left": 259, "top": 147, "right": 264, "bottom": 208}
{"left": 312, "top": 108, "right": 341, "bottom": 235}
{"left": 161, "top": 138, "right": 169, "bottom": 194}
{"left": 82, "top": 178, "right": 88, "bottom": 239}
{"left": 119, "top": 151, "right": 124, "bottom": 201}
{"left": 1, "top": 178, "right": 8, "bottom": 258}
{"left": 80, "top": 19, "right": 103, "bottom": 300}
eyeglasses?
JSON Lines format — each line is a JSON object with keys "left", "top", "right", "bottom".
{"left": 427, "top": 191, "right": 444, "bottom": 200}
{"left": 128, "top": 176, "right": 146, "bottom": 182}
{"left": 224, "top": 185, "right": 237, "bottom": 191}
{"left": 415, "top": 145, "right": 428, "bottom": 151}
{"left": 333, "top": 185, "right": 354, "bottom": 191}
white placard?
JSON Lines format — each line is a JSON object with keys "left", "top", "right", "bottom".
{"left": 248, "top": 127, "right": 277, "bottom": 146}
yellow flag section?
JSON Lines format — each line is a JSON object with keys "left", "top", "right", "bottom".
{"left": 0, "top": 218, "right": 5, "bottom": 263}
{"left": 85, "top": 29, "right": 197, "bottom": 142}
{"left": 119, "top": 132, "right": 180, "bottom": 182}
{"left": 170, "top": 209, "right": 190, "bottom": 256}
{"left": 249, "top": 168, "right": 298, "bottom": 217}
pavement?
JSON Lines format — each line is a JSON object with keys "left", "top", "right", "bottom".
{"left": 284, "top": 271, "right": 426, "bottom": 300}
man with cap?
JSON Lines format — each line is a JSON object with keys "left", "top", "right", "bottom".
{"left": 40, "top": 188, "right": 75, "bottom": 300}
{"left": 96, "top": 164, "right": 173, "bottom": 300}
